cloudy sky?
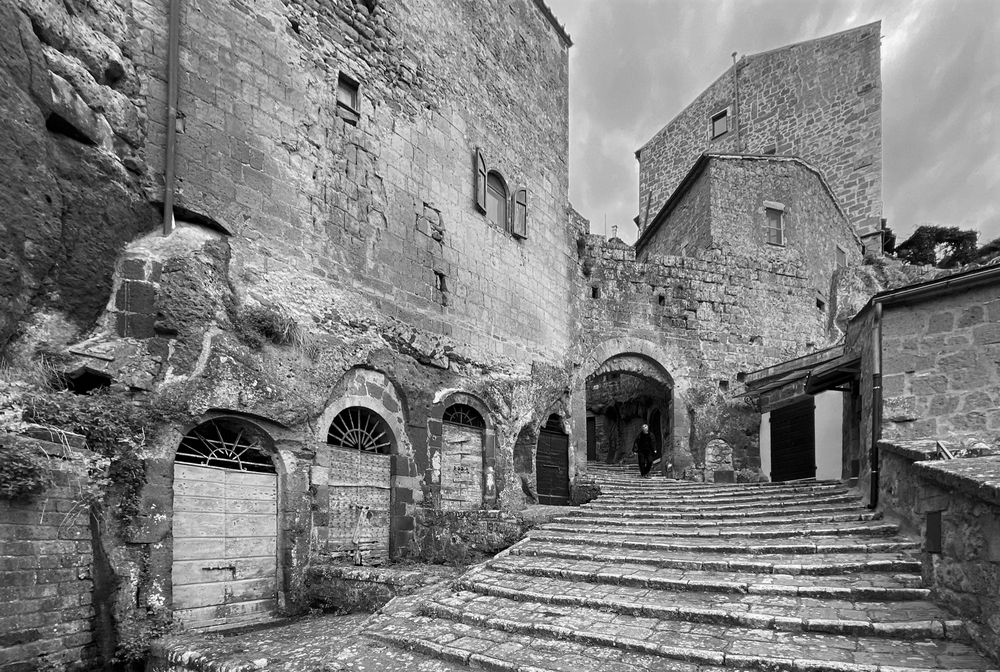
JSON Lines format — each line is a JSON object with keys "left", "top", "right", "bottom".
{"left": 545, "top": 0, "right": 999, "bottom": 246}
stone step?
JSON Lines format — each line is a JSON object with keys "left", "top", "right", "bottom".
{"left": 595, "top": 481, "right": 847, "bottom": 498}
{"left": 414, "top": 592, "right": 996, "bottom": 672}
{"left": 455, "top": 566, "right": 963, "bottom": 640}
{"left": 552, "top": 510, "right": 881, "bottom": 528}
{"left": 527, "top": 529, "right": 922, "bottom": 555}
{"left": 567, "top": 501, "right": 874, "bottom": 521}
{"left": 586, "top": 491, "right": 861, "bottom": 510}
{"left": 366, "top": 612, "right": 732, "bottom": 672}
{"left": 509, "top": 540, "right": 923, "bottom": 576}
{"left": 538, "top": 520, "right": 900, "bottom": 540}
{"left": 489, "top": 555, "right": 928, "bottom": 600}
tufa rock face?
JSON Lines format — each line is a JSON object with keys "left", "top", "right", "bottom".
{"left": 0, "top": 1, "right": 155, "bottom": 356}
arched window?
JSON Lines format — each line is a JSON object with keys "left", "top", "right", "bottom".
{"left": 175, "top": 418, "right": 275, "bottom": 473}
{"left": 485, "top": 171, "right": 508, "bottom": 230}
{"left": 327, "top": 406, "right": 392, "bottom": 454}
{"left": 443, "top": 403, "right": 485, "bottom": 429}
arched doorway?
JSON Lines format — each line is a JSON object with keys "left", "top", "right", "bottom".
{"left": 171, "top": 418, "right": 278, "bottom": 629}
{"left": 326, "top": 406, "right": 394, "bottom": 565}
{"left": 441, "top": 403, "right": 486, "bottom": 510}
{"left": 585, "top": 354, "right": 673, "bottom": 468}
{"left": 536, "top": 414, "right": 570, "bottom": 505}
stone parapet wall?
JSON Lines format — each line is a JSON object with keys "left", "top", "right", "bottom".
{"left": 878, "top": 442, "right": 1000, "bottom": 662}
{"left": 0, "top": 435, "right": 103, "bottom": 672}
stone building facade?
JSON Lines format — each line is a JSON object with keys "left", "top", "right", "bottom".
{"left": 636, "top": 22, "right": 883, "bottom": 244}
{"left": 574, "top": 154, "right": 861, "bottom": 477}
{"left": 1, "top": 0, "right": 583, "bottom": 662}
{"left": 0, "top": 4, "right": 923, "bottom": 669}
{"left": 837, "top": 265, "right": 1000, "bottom": 503}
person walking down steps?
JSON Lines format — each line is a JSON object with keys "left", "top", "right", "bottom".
{"left": 632, "top": 423, "right": 654, "bottom": 478}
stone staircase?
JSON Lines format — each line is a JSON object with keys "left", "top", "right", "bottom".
{"left": 346, "top": 465, "right": 998, "bottom": 672}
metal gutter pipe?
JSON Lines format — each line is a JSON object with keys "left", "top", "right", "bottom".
{"left": 869, "top": 302, "right": 883, "bottom": 508}
{"left": 731, "top": 52, "right": 741, "bottom": 151}
{"left": 162, "top": 0, "right": 181, "bottom": 236}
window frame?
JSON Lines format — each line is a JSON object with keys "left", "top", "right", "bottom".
{"left": 336, "top": 73, "right": 360, "bottom": 112}
{"left": 710, "top": 106, "right": 731, "bottom": 139}
{"left": 485, "top": 170, "right": 509, "bottom": 231}
{"left": 763, "top": 200, "right": 786, "bottom": 247}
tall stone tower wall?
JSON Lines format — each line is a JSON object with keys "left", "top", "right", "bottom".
{"left": 637, "top": 22, "right": 882, "bottom": 240}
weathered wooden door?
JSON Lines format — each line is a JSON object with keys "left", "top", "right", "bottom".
{"left": 537, "top": 416, "right": 570, "bottom": 505}
{"left": 172, "top": 459, "right": 277, "bottom": 629}
{"left": 325, "top": 407, "right": 393, "bottom": 565}
{"left": 770, "top": 397, "right": 816, "bottom": 481}
{"left": 326, "top": 446, "right": 391, "bottom": 564}
{"left": 441, "top": 423, "right": 484, "bottom": 510}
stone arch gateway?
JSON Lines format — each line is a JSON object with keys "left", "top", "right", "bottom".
{"left": 575, "top": 337, "right": 693, "bottom": 475}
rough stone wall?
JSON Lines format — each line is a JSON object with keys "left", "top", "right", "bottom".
{"left": 579, "top": 229, "right": 838, "bottom": 470}
{"left": 132, "top": 0, "right": 574, "bottom": 363}
{"left": 0, "top": 0, "right": 156, "bottom": 354}
{"left": 638, "top": 22, "right": 881, "bottom": 236}
{"left": 879, "top": 443, "right": 1000, "bottom": 662}
{"left": 880, "top": 282, "right": 1000, "bottom": 442}
{"left": 641, "top": 156, "right": 863, "bottom": 311}
{"left": 640, "top": 165, "right": 713, "bottom": 256}
{"left": 0, "top": 436, "right": 103, "bottom": 672}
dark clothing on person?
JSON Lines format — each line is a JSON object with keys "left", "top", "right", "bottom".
{"left": 633, "top": 431, "right": 654, "bottom": 477}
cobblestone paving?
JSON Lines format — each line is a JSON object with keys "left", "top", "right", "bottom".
{"left": 357, "top": 466, "right": 998, "bottom": 671}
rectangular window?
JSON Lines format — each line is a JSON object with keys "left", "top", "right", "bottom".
{"left": 765, "top": 207, "right": 784, "bottom": 246}
{"left": 711, "top": 108, "right": 729, "bottom": 139}
{"left": 336, "top": 73, "right": 359, "bottom": 111}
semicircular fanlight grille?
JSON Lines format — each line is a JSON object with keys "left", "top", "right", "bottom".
{"left": 175, "top": 419, "right": 275, "bottom": 473}
{"left": 327, "top": 407, "right": 392, "bottom": 454}
{"left": 442, "top": 403, "right": 485, "bottom": 429}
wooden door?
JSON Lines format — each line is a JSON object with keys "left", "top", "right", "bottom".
{"left": 586, "top": 416, "right": 597, "bottom": 461}
{"left": 326, "top": 446, "right": 391, "bottom": 564}
{"left": 770, "top": 397, "right": 816, "bottom": 481}
{"left": 537, "top": 418, "right": 569, "bottom": 505}
{"left": 441, "top": 423, "right": 484, "bottom": 510}
{"left": 172, "top": 464, "right": 277, "bottom": 629}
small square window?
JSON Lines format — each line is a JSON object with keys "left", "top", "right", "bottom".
{"left": 591, "top": 286, "right": 601, "bottom": 299}
{"left": 711, "top": 108, "right": 729, "bottom": 139}
{"left": 765, "top": 207, "right": 784, "bottom": 246}
{"left": 336, "top": 74, "right": 359, "bottom": 112}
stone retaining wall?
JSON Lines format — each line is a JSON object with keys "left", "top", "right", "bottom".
{"left": 879, "top": 440, "right": 1000, "bottom": 662}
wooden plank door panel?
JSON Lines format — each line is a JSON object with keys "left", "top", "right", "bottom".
{"left": 172, "top": 463, "right": 277, "bottom": 629}
{"left": 441, "top": 423, "right": 484, "bottom": 510}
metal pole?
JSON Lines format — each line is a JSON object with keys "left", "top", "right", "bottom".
{"left": 163, "top": 0, "right": 181, "bottom": 235}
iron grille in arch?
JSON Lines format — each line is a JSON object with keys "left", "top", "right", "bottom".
{"left": 442, "top": 403, "right": 485, "bottom": 429}
{"left": 327, "top": 407, "right": 392, "bottom": 454}
{"left": 175, "top": 419, "right": 275, "bottom": 473}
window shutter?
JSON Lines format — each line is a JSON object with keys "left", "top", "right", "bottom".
{"left": 512, "top": 188, "right": 527, "bottom": 239}
{"left": 475, "top": 148, "right": 487, "bottom": 213}
{"left": 727, "top": 106, "right": 734, "bottom": 131}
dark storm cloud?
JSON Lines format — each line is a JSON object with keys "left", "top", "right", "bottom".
{"left": 548, "top": 0, "right": 999, "bottom": 246}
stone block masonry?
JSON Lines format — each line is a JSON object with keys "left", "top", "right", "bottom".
{"left": 880, "top": 281, "right": 1000, "bottom": 442}
{"left": 131, "top": 0, "right": 575, "bottom": 365}
{"left": 879, "top": 441, "right": 1000, "bottom": 662}
{"left": 638, "top": 22, "right": 882, "bottom": 238}
{"left": 0, "top": 435, "right": 103, "bottom": 672}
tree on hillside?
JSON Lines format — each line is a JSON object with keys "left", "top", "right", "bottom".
{"left": 894, "top": 225, "right": 979, "bottom": 268}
